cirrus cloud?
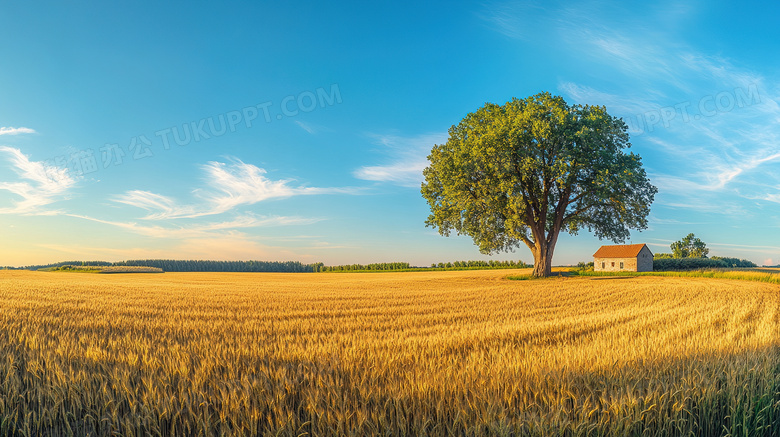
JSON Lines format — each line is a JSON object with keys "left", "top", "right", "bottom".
{"left": 0, "top": 146, "right": 75, "bottom": 214}
{"left": 354, "top": 133, "right": 447, "bottom": 187}
{"left": 114, "top": 157, "right": 358, "bottom": 220}
{"left": 0, "top": 127, "right": 36, "bottom": 136}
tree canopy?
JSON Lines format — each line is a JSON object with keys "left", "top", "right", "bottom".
{"left": 670, "top": 233, "right": 709, "bottom": 258}
{"left": 421, "top": 92, "right": 657, "bottom": 277}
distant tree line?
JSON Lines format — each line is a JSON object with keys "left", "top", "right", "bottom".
{"left": 319, "top": 260, "right": 529, "bottom": 272}
{"left": 47, "top": 265, "right": 164, "bottom": 273}
{"left": 20, "top": 261, "right": 113, "bottom": 270}
{"left": 114, "top": 260, "right": 322, "bottom": 272}
{"left": 429, "top": 260, "right": 529, "bottom": 269}
{"left": 101, "top": 266, "right": 164, "bottom": 273}
{"left": 22, "top": 260, "right": 323, "bottom": 273}
{"left": 320, "top": 262, "right": 412, "bottom": 272}
{"left": 14, "top": 259, "right": 530, "bottom": 273}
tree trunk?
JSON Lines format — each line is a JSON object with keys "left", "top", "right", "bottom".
{"left": 532, "top": 245, "right": 554, "bottom": 277}
{"left": 531, "top": 228, "right": 560, "bottom": 278}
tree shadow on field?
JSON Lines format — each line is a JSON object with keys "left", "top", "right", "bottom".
{"left": 242, "top": 343, "right": 780, "bottom": 436}
{"left": 4, "top": 315, "right": 780, "bottom": 436}
{"left": 543, "top": 345, "right": 780, "bottom": 436}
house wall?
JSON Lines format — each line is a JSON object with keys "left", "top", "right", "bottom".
{"left": 636, "top": 246, "right": 653, "bottom": 272}
{"left": 594, "top": 257, "right": 637, "bottom": 272}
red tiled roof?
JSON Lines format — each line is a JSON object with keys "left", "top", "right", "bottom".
{"left": 593, "top": 244, "right": 651, "bottom": 258}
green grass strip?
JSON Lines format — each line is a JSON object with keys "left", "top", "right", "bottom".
{"left": 526, "top": 268, "right": 780, "bottom": 285}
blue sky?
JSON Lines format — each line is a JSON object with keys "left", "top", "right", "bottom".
{"left": 2, "top": 1, "right": 780, "bottom": 267}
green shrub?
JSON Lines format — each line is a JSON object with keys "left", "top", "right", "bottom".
{"left": 653, "top": 258, "right": 727, "bottom": 271}
{"left": 576, "top": 261, "right": 594, "bottom": 272}
{"left": 710, "top": 256, "right": 757, "bottom": 268}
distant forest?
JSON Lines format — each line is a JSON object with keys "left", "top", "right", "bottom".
{"left": 18, "top": 260, "right": 322, "bottom": 273}
{"left": 320, "top": 260, "right": 529, "bottom": 272}
{"left": 7, "top": 259, "right": 530, "bottom": 273}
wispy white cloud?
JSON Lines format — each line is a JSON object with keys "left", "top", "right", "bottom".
{"left": 114, "top": 158, "right": 355, "bottom": 219}
{"left": 200, "top": 159, "right": 349, "bottom": 215}
{"left": 0, "top": 127, "right": 36, "bottom": 136}
{"left": 113, "top": 190, "right": 198, "bottom": 220}
{"left": 477, "top": 1, "right": 549, "bottom": 41}
{"left": 0, "top": 146, "right": 76, "bottom": 214}
{"left": 646, "top": 242, "right": 673, "bottom": 249}
{"left": 762, "top": 193, "right": 780, "bottom": 205}
{"left": 66, "top": 212, "right": 319, "bottom": 239}
{"left": 0, "top": 150, "right": 332, "bottom": 244}
{"left": 294, "top": 120, "right": 315, "bottom": 134}
{"left": 482, "top": 1, "right": 780, "bottom": 216}
{"left": 647, "top": 216, "right": 704, "bottom": 226}
{"left": 354, "top": 133, "right": 447, "bottom": 187}
{"left": 355, "top": 162, "right": 427, "bottom": 187}
{"left": 707, "top": 241, "right": 780, "bottom": 251}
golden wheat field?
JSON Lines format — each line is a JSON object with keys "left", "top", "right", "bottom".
{"left": 0, "top": 269, "right": 779, "bottom": 436}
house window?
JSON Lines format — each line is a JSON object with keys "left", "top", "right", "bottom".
{"left": 601, "top": 262, "right": 605, "bottom": 269}
{"left": 611, "top": 262, "right": 615, "bottom": 267}
{"left": 620, "top": 261, "right": 624, "bottom": 269}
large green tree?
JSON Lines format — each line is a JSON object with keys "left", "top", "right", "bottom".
{"left": 421, "top": 93, "right": 657, "bottom": 277}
